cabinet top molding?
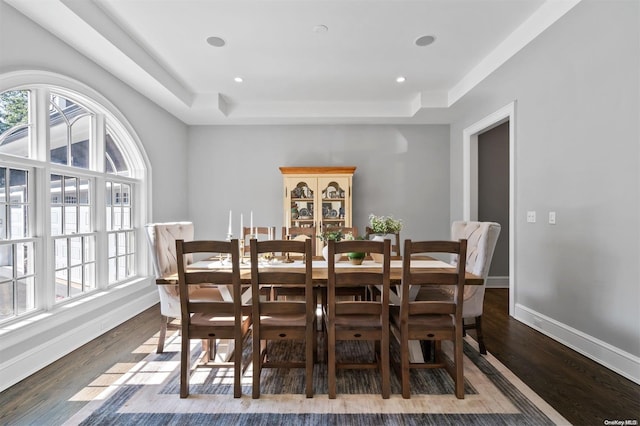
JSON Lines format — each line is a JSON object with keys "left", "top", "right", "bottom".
{"left": 279, "top": 166, "right": 357, "bottom": 175}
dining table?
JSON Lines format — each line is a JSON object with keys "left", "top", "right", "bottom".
{"left": 156, "top": 256, "right": 482, "bottom": 363}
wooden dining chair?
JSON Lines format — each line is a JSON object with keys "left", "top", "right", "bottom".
{"left": 250, "top": 238, "right": 315, "bottom": 398}
{"left": 273, "top": 226, "right": 316, "bottom": 300}
{"left": 282, "top": 226, "right": 317, "bottom": 255}
{"left": 242, "top": 226, "right": 276, "bottom": 255}
{"left": 325, "top": 238, "right": 391, "bottom": 399}
{"left": 176, "top": 238, "right": 251, "bottom": 398}
{"left": 392, "top": 239, "right": 467, "bottom": 399}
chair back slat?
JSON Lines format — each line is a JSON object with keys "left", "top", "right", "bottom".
{"left": 408, "top": 301, "right": 456, "bottom": 316}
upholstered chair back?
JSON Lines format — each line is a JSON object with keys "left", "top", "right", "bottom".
{"left": 145, "top": 222, "right": 194, "bottom": 318}
{"left": 451, "top": 221, "right": 501, "bottom": 318}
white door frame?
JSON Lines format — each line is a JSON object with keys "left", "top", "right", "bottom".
{"left": 463, "top": 101, "right": 516, "bottom": 316}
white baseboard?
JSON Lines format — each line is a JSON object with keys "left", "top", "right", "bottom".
{"left": 514, "top": 303, "right": 640, "bottom": 385}
{"left": 0, "top": 280, "right": 159, "bottom": 393}
{"left": 486, "top": 276, "right": 509, "bottom": 288}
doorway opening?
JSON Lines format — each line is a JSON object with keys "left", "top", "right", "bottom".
{"left": 463, "top": 101, "right": 516, "bottom": 316}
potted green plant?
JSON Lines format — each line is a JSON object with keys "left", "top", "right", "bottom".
{"left": 317, "top": 229, "right": 344, "bottom": 262}
{"left": 344, "top": 232, "right": 366, "bottom": 264}
{"left": 368, "top": 214, "right": 403, "bottom": 235}
{"left": 368, "top": 214, "right": 402, "bottom": 262}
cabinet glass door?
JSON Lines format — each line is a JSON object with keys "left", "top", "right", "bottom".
{"left": 319, "top": 178, "right": 348, "bottom": 230}
{"left": 288, "top": 179, "right": 315, "bottom": 228}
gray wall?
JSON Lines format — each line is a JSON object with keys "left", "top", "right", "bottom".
{"left": 187, "top": 125, "right": 452, "bottom": 246}
{"left": 0, "top": 1, "right": 190, "bottom": 223}
{"left": 478, "top": 122, "right": 509, "bottom": 276}
{"left": 449, "top": 0, "right": 639, "bottom": 357}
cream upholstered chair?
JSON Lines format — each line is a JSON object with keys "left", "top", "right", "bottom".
{"left": 451, "top": 221, "right": 501, "bottom": 355}
{"left": 145, "top": 222, "right": 222, "bottom": 353}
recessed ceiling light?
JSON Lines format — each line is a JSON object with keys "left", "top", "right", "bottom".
{"left": 234, "top": 77, "right": 243, "bottom": 83}
{"left": 415, "top": 35, "right": 436, "bottom": 47}
{"left": 206, "top": 36, "right": 226, "bottom": 47}
{"left": 313, "top": 24, "right": 329, "bottom": 33}
{"left": 396, "top": 76, "right": 406, "bottom": 83}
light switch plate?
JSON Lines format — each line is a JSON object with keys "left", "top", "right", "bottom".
{"left": 549, "top": 211, "right": 556, "bottom": 224}
{"left": 527, "top": 211, "right": 536, "bottom": 223}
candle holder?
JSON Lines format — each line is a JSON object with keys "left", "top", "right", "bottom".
{"left": 224, "top": 233, "right": 233, "bottom": 263}
{"left": 283, "top": 234, "right": 294, "bottom": 263}
{"left": 239, "top": 239, "right": 247, "bottom": 264}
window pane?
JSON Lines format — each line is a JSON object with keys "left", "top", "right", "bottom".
{"left": 127, "top": 231, "right": 135, "bottom": 255}
{"left": 0, "top": 167, "right": 6, "bottom": 204}
{"left": 9, "top": 205, "right": 27, "bottom": 238}
{"left": 108, "top": 233, "right": 116, "bottom": 257}
{"left": 70, "top": 237, "right": 81, "bottom": 266}
{"left": 16, "top": 276, "right": 35, "bottom": 314}
{"left": 64, "top": 177, "right": 77, "bottom": 204}
{"left": 105, "top": 129, "right": 130, "bottom": 177}
{"left": 84, "top": 263, "right": 95, "bottom": 290}
{"left": 108, "top": 258, "right": 116, "bottom": 283}
{"left": 0, "top": 281, "right": 14, "bottom": 320}
{"left": 84, "top": 236, "right": 95, "bottom": 262}
{"left": 69, "top": 266, "right": 82, "bottom": 296}
{"left": 0, "top": 245, "right": 12, "bottom": 280}
{"left": 50, "top": 94, "right": 93, "bottom": 168}
{"left": 126, "top": 254, "right": 135, "bottom": 277}
{"left": 9, "top": 169, "right": 27, "bottom": 203}
{"left": 122, "top": 207, "right": 131, "bottom": 229}
{"left": 51, "top": 174, "right": 62, "bottom": 204}
{"left": 51, "top": 206, "right": 62, "bottom": 236}
{"left": 79, "top": 179, "right": 89, "bottom": 204}
{"left": 70, "top": 115, "right": 90, "bottom": 169}
{"left": 64, "top": 206, "right": 77, "bottom": 234}
{"left": 54, "top": 238, "right": 67, "bottom": 269}
{"left": 15, "top": 242, "right": 34, "bottom": 276}
{"left": 79, "top": 206, "right": 90, "bottom": 234}
{"left": 55, "top": 269, "right": 68, "bottom": 300}
{"left": 117, "top": 232, "right": 126, "bottom": 256}
{"left": 0, "top": 206, "right": 6, "bottom": 240}
{"left": 0, "top": 90, "right": 30, "bottom": 158}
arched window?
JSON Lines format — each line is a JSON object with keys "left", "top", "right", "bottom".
{"left": 0, "top": 73, "right": 148, "bottom": 323}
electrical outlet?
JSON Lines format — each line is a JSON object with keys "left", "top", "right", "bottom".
{"left": 549, "top": 211, "right": 556, "bottom": 224}
{"left": 526, "top": 211, "right": 536, "bottom": 223}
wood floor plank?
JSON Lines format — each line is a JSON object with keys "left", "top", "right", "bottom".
{"left": 1, "top": 290, "right": 638, "bottom": 425}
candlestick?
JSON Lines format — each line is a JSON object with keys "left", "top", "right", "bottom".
{"left": 228, "top": 210, "right": 232, "bottom": 236}
{"left": 240, "top": 213, "right": 243, "bottom": 241}
{"left": 250, "top": 211, "right": 254, "bottom": 236}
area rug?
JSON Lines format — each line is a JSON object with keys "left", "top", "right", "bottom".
{"left": 65, "top": 333, "right": 569, "bottom": 425}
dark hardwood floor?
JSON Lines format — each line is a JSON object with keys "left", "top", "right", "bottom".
{"left": 1, "top": 288, "right": 638, "bottom": 425}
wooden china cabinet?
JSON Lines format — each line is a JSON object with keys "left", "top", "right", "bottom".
{"left": 280, "top": 166, "right": 356, "bottom": 256}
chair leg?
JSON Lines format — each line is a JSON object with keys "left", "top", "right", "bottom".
{"left": 328, "top": 327, "right": 337, "bottom": 399}
{"left": 454, "top": 332, "right": 465, "bottom": 399}
{"left": 401, "top": 331, "right": 410, "bottom": 399}
{"left": 252, "top": 326, "right": 261, "bottom": 399}
{"left": 157, "top": 315, "right": 169, "bottom": 353}
{"left": 306, "top": 324, "right": 314, "bottom": 398}
{"left": 475, "top": 316, "right": 487, "bottom": 355}
{"left": 381, "top": 334, "right": 390, "bottom": 399}
{"left": 180, "top": 334, "right": 190, "bottom": 398}
{"left": 234, "top": 333, "right": 242, "bottom": 398}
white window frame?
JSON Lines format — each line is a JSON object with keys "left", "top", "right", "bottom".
{"left": 0, "top": 70, "right": 152, "bottom": 324}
